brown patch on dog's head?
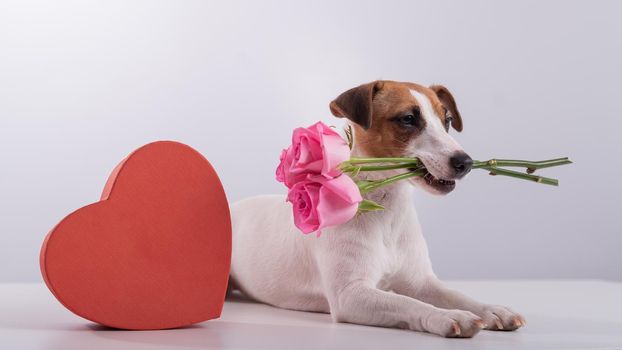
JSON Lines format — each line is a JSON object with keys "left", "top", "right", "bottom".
{"left": 330, "top": 80, "right": 462, "bottom": 158}
{"left": 430, "top": 84, "right": 463, "bottom": 132}
{"left": 330, "top": 80, "right": 471, "bottom": 195}
{"left": 329, "top": 81, "right": 382, "bottom": 130}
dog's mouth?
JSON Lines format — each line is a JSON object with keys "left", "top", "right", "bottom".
{"left": 409, "top": 167, "right": 456, "bottom": 193}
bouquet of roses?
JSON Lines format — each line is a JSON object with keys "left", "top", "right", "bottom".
{"left": 276, "top": 122, "right": 571, "bottom": 235}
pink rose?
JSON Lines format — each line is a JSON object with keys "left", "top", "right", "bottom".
{"left": 275, "top": 149, "right": 287, "bottom": 183}
{"left": 276, "top": 121, "right": 350, "bottom": 188}
{"left": 287, "top": 174, "right": 362, "bottom": 235}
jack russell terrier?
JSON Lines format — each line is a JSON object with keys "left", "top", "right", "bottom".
{"left": 230, "top": 80, "right": 525, "bottom": 337}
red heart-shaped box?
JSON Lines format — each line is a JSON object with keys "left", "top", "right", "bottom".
{"left": 40, "top": 141, "right": 231, "bottom": 330}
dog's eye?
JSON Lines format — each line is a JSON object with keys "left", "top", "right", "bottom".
{"left": 444, "top": 115, "right": 453, "bottom": 131}
{"left": 394, "top": 109, "right": 422, "bottom": 128}
{"left": 399, "top": 115, "right": 416, "bottom": 126}
{"left": 443, "top": 107, "right": 453, "bottom": 131}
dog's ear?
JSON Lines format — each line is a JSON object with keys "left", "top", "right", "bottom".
{"left": 329, "top": 81, "right": 383, "bottom": 130}
{"left": 430, "top": 85, "right": 463, "bottom": 132}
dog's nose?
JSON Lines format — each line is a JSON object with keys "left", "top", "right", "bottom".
{"left": 450, "top": 152, "right": 473, "bottom": 178}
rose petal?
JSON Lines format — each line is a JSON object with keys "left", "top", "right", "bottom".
{"left": 316, "top": 179, "right": 361, "bottom": 230}
{"left": 314, "top": 174, "right": 363, "bottom": 204}
{"left": 276, "top": 148, "right": 288, "bottom": 183}
{"left": 287, "top": 181, "right": 321, "bottom": 234}
{"left": 320, "top": 133, "right": 350, "bottom": 178}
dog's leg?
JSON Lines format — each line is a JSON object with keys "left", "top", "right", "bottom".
{"left": 395, "top": 277, "right": 525, "bottom": 331}
{"left": 325, "top": 279, "right": 485, "bottom": 337}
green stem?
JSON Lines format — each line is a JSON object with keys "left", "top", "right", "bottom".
{"left": 473, "top": 157, "right": 572, "bottom": 171}
{"left": 348, "top": 156, "right": 570, "bottom": 192}
{"left": 345, "top": 163, "right": 424, "bottom": 172}
{"left": 359, "top": 169, "right": 427, "bottom": 194}
{"left": 348, "top": 157, "right": 420, "bottom": 165}
{"left": 482, "top": 166, "right": 559, "bottom": 186}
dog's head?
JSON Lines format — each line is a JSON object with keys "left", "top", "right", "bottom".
{"left": 330, "top": 80, "right": 472, "bottom": 195}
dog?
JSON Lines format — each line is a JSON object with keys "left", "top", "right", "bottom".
{"left": 229, "top": 80, "right": 525, "bottom": 337}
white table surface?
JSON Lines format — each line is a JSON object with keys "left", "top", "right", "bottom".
{"left": 1, "top": 281, "right": 621, "bottom": 350}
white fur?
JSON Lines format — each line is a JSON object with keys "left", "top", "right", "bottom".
{"left": 230, "top": 108, "right": 525, "bottom": 337}
{"left": 408, "top": 89, "right": 464, "bottom": 180}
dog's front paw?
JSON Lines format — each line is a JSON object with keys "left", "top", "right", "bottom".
{"left": 425, "top": 309, "right": 486, "bottom": 338}
{"left": 478, "top": 305, "right": 525, "bottom": 331}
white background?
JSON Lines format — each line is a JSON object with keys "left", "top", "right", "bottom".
{"left": 1, "top": 0, "right": 620, "bottom": 282}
